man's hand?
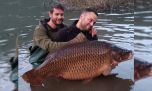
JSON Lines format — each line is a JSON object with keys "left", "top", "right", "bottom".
{"left": 89, "top": 27, "right": 97, "bottom": 37}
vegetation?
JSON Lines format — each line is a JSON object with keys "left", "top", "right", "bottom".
{"left": 58, "top": 0, "right": 133, "bottom": 11}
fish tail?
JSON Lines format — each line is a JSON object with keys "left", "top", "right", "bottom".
{"left": 22, "top": 69, "right": 43, "bottom": 86}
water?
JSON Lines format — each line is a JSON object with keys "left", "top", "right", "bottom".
{"left": 0, "top": 0, "right": 151, "bottom": 91}
{"left": 0, "top": 0, "right": 45, "bottom": 91}
{"left": 133, "top": 3, "right": 152, "bottom": 91}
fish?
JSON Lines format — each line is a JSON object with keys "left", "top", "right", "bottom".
{"left": 134, "top": 57, "right": 152, "bottom": 81}
{"left": 22, "top": 41, "right": 133, "bottom": 86}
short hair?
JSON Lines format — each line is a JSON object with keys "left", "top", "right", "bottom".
{"left": 50, "top": 4, "right": 64, "bottom": 13}
{"left": 81, "top": 8, "right": 98, "bottom": 16}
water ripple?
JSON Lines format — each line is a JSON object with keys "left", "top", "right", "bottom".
{"left": 135, "top": 32, "right": 152, "bottom": 38}
{"left": 135, "top": 39, "right": 152, "bottom": 46}
{"left": 134, "top": 11, "right": 152, "bottom": 14}
{"left": 0, "top": 39, "right": 8, "bottom": 43}
{"left": 3, "top": 28, "right": 16, "bottom": 31}
{"left": 134, "top": 26, "right": 152, "bottom": 32}
{"left": 144, "top": 16, "right": 152, "bottom": 19}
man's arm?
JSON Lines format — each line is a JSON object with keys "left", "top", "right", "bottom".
{"left": 33, "top": 25, "right": 87, "bottom": 52}
{"left": 55, "top": 27, "right": 98, "bottom": 41}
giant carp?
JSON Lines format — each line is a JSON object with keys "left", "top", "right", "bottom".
{"left": 22, "top": 41, "right": 133, "bottom": 86}
{"left": 134, "top": 58, "right": 152, "bottom": 81}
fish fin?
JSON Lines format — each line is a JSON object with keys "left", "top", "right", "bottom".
{"left": 22, "top": 69, "right": 43, "bottom": 86}
{"left": 102, "top": 65, "right": 112, "bottom": 76}
{"left": 109, "top": 73, "right": 118, "bottom": 76}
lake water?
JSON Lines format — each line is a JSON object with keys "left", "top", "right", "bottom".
{"left": 0, "top": 0, "right": 151, "bottom": 91}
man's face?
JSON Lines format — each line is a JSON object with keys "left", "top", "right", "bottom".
{"left": 80, "top": 12, "right": 97, "bottom": 30}
{"left": 50, "top": 8, "right": 64, "bottom": 25}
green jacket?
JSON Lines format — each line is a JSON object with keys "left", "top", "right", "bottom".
{"left": 32, "top": 19, "right": 87, "bottom": 52}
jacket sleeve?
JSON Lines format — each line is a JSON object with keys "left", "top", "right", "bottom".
{"left": 33, "top": 24, "right": 87, "bottom": 52}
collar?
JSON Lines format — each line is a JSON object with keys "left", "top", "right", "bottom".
{"left": 70, "top": 20, "right": 82, "bottom": 33}
{"left": 71, "top": 20, "right": 91, "bottom": 34}
{"left": 41, "top": 18, "right": 64, "bottom": 32}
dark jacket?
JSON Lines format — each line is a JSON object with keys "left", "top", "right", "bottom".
{"left": 54, "top": 20, "right": 98, "bottom": 42}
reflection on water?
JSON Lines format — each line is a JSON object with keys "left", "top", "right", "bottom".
{"left": 134, "top": 10, "right": 152, "bottom": 62}
{"left": 0, "top": 0, "right": 152, "bottom": 91}
{"left": 31, "top": 75, "right": 133, "bottom": 91}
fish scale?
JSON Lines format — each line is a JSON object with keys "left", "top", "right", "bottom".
{"left": 22, "top": 41, "right": 133, "bottom": 86}
{"left": 42, "top": 42, "right": 111, "bottom": 78}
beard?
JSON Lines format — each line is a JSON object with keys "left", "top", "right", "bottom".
{"left": 84, "top": 25, "right": 93, "bottom": 31}
{"left": 81, "top": 21, "right": 93, "bottom": 31}
{"left": 52, "top": 18, "right": 63, "bottom": 25}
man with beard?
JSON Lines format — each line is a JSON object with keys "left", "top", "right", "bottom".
{"left": 32, "top": 4, "right": 84, "bottom": 52}
{"left": 30, "top": 4, "right": 87, "bottom": 67}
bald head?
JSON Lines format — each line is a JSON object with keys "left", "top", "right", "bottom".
{"left": 81, "top": 8, "right": 98, "bottom": 16}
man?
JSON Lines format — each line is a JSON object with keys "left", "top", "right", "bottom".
{"left": 32, "top": 4, "right": 86, "bottom": 52}
{"left": 30, "top": 4, "right": 87, "bottom": 67}
{"left": 54, "top": 8, "right": 98, "bottom": 42}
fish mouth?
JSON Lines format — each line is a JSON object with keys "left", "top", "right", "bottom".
{"left": 115, "top": 52, "right": 133, "bottom": 63}
{"left": 111, "top": 60, "right": 119, "bottom": 69}
{"left": 122, "top": 51, "right": 133, "bottom": 61}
